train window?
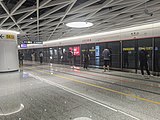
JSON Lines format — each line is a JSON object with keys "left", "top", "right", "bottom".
{"left": 96, "top": 42, "right": 107, "bottom": 67}
{"left": 81, "top": 43, "right": 95, "bottom": 67}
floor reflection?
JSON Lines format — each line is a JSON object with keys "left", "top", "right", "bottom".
{"left": 0, "top": 72, "right": 23, "bottom": 116}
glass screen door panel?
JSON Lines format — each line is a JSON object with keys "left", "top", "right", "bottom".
{"left": 137, "top": 38, "right": 152, "bottom": 71}
{"left": 122, "top": 40, "right": 136, "bottom": 69}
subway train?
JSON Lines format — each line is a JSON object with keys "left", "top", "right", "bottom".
{"left": 19, "top": 23, "right": 160, "bottom": 75}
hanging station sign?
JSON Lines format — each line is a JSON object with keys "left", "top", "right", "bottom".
{"left": 0, "top": 34, "right": 15, "bottom": 40}
{"left": 22, "top": 40, "right": 43, "bottom": 44}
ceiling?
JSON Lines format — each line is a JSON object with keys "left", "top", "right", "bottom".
{"left": 0, "top": 0, "right": 160, "bottom": 44}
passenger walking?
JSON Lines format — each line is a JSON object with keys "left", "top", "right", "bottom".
{"left": 68, "top": 49, "right": 73, "bottom": 67}
{"left": 139, "top": 49, "right": 150, "bottom": 78}
{"left": 83, "top": 50, "right": 90, "bottom": 69}
{"left": 18, "top": 51, "right": 24, "bottom": 66}
{"left": 39, "top": 51, "right": 43, "bottom": 64}
{"left": 102, "top": 48, "right": 111, "bottom": 72}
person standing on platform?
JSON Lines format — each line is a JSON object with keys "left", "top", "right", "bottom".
{"left": 68, "top": 49, "right": 73, "bottom": 67}
{"left": 139, "top": 48, "right": 150, "bottom": 78}
{"left": 31, "top": 52, "right": 35, "bottom": 62}
{"left": 83, "top": 50, "right": 90, "bottom": 69}
{"left": 123, "top": 51, "right": 129, "bottom": 68}
{"left": 102, "top": 48, "right": 111, "bottom": 72}
{"left": 18, "top": 51, "right": 24, "bottom": 66}
{"left": 39, "top": 51, "right": 43, "bottom": 64}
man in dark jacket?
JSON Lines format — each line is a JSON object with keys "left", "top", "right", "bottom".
{"left": 83, "top": 50, "right": 90, "bottom": 69}
{"left": 139, "top": 49, "right": 150, "bottom": 78}
{"left": 18, "top": 52, "right": 24, "bottom": 66}
{"left": 68, "top": 50, "right": 73, "bottom": 67}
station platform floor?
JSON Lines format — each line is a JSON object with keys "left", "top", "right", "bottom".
{"left": 0, "top": 61, "right": 159, "bottom": 120}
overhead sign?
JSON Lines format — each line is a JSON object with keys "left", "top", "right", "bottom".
{"left": 22, "top": 41, "right": 43, "bottom": 44}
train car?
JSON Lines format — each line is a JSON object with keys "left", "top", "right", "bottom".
{"left": 19, "top": 23, "right": 160, "bottom": 74}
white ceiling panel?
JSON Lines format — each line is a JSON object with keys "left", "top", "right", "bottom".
{"left": 0, "top": 0, "right": 159, "bottom": 43}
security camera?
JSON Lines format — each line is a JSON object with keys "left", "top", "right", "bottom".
{"left": 144, "top": 9, "right": 153, "bottom": 16}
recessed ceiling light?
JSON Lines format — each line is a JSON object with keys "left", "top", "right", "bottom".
{"left": 30, "top": 17, "right": 33, "bottom": 20}
{"left": 66, "top": 22, "right": 93, "bottom": 28}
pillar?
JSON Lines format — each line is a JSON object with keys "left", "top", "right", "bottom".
{"left": 0, "top": 30, "right": 24, "bottom": 116}
{"left": 0, "top": 30, "right": 19, "bottom": 72}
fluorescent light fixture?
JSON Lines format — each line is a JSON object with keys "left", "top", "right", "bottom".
{"left": 66, "top": 22, "right": 93, "bottom": 28}
{"left": 0, "top": 30, "right": 20, "bottom": 34}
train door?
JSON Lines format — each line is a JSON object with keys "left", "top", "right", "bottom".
{"left": 122, "top": 40, "right": 137, "bottom": 71}
{"left": 137, "top": 38, "right": 153, "bottom": 71}
{"left": 81, "top": 43, "right": 95, "bottom": 67}
{"left": 49, "top": 48, "right": 54, "bottom": 63}
{"left": 95, "top": 43, "right": 107, "bottom": 67}
{"left": 68, "top": 45, "right": 81, "bottom": 66}
{"left": 154, "top": 38, "right": 160, "bottom": 72}
{"left": 43, "top": 48, "right": 47, "bottom": 62}
{"left": 88, "top": 44, "right": 95, "bottom": 67}
{"left": 81, "top": 44, "right": 89, "bottom": 67}
{"left": 36, "top": 48, "right": 43, "bottom": 62}
{"left": 62, "top": 46, "right": 68, "bottom": 65}
{"left": 58, "top": 47, "right": 63, "bottom": 64}
{"left": 53, "top": 47, "right": 58, "bottom": 63}
{"left": 107, "top": 41, "right": 121, "bottom": 68}
{"left": 73, "top": 46, "right": 81, "bottom": 66}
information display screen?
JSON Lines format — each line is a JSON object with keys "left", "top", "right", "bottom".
{"left": 95, "top": 46, "right": 100, "bottom": 56}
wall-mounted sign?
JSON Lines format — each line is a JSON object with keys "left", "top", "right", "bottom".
{"left": 22, "top": 41, "right": 43, "bottom": 44}
{"left": 6, "top": 34, "right": 15, "bottom": 39}
{"left": 0, "top": 34, "right": 15, "bottom": 40}
{"left": 123, "top": 48, "right": 135, "bottom": 51}
{"left": 138, "top": 47, "right": 153, "bottom": 51}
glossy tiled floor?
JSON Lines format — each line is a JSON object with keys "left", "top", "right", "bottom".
{"left": 0, "top": 61, "right": 159, "bottom": 120}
